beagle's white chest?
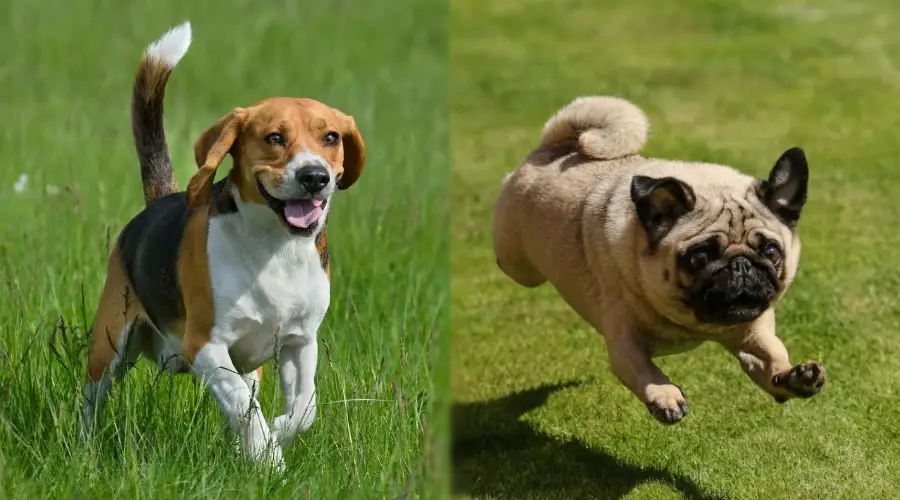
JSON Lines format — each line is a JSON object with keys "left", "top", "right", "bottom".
{"left": 205, "top": 215, "right": 330, "bottom": 371}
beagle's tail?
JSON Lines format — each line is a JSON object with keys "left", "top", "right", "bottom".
{"left": 539, "top": 96, "right": 649, "bottom": 160}
{"left": 131, "top": 22, "right": 192, "bottom": 205}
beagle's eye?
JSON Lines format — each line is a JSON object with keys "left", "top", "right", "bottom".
{"left": 761, "top": 241, "right": 783, "bottom": 265}
{"left": 324, "top": 131, "right": 340, "bottom": 147}
{"left": 265, "top": 132, "right": 286, "bottom": 146}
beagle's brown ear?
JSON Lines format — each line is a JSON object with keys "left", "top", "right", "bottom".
{"left": 336, "top": 114, "right": 366, "bottom": 190}
{"left": 186, "top": 108, "right": 247, "bottom": 207}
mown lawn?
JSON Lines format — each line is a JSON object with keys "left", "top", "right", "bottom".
{"left": 451, "top": 1, "right": 900, "bottom": 499}
{"left": 0, "top": 0, "right": 448, "bottom": 498}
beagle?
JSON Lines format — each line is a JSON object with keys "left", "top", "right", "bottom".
{"left": 81, "top": 21, "right": 366, "bottom": 469}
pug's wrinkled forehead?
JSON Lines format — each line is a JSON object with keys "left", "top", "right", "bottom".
{"left": 630, "top": 147, "right": 809, "bottom": 250}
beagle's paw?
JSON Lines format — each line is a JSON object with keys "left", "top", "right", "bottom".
{"left": 272, "top": 403, "right": 317, "bottom": 447}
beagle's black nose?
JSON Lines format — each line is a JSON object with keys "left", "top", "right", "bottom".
{"left": 297, "top": 165, "right": 330, "bottom": 194}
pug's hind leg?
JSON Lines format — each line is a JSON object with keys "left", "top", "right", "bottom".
{"left": 605, "top": 334, "right": 690, "bottom": 425}
{"left": 722, "top": 315, "right": 826, "bottom": 403}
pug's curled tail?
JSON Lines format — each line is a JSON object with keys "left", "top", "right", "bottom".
{"left": 540, "top": 96, "right": 649, "bottom": 160}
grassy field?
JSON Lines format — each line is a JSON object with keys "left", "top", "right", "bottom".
{"left": 451, "top": 0, "right": 900, "bottom": 499}
{"left": 0, "top": 1, "right": 448, "bottom": 498}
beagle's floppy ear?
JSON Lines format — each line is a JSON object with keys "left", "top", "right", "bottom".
{"left": 336, "top": 114, "right": 367, "bottom": 190}
{"left": 186, "top": 108, "right": 247, "bottom": 207}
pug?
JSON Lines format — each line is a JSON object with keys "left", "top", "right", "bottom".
{"left": 492, "top": 96, "right": 825, "bottom": 424}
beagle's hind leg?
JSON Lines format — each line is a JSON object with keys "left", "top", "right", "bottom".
{"left": 81, "top": 250, "right": 150, "bottom": 438}
{"left": 242, "top": 367, "right": 264, "bottom": 398}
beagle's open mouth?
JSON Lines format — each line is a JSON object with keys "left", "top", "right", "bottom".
{"left": 257, "top": 180, "right": 326, "bottom": 235}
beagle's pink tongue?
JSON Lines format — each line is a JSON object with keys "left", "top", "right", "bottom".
{"left": 283, "top": 199, "right": 323, "bottom": 229}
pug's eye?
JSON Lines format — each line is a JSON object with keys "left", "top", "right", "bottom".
{"left": 688, "top": 250, "right": 710, "bottom": 270}
{"left": 761, "top": 242, "right": 783, "bottom": 265}
{"left": 682, "top": 240, "right": 720, "bottom": 273}
{"left": 265, "top": 132, "right": 286, "bottom": 146}
{"left": 324, "top": 131, "right": 340, "bottom": 147}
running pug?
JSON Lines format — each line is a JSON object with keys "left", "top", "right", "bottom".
{"left": 493, "top": 96, "right": 825, "bottom": 424}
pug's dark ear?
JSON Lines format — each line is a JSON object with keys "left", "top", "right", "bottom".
{"left": 631, "top": 175, "right": 696, "bottom": 247}
{"left": 759, "top": 147, "right": 808, "bottom": 228}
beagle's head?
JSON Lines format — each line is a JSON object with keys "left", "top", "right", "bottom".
{"left": 187, "top": 97, "right": 366, "bottom": 236}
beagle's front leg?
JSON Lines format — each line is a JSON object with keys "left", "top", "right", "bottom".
{"left": 192, "top": 341, "right": 284, "bottom": 469}
{"left": 272, "top": 333, "right": 319, "bottom": 448}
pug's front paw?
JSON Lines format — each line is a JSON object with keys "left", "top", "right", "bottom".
{"left": 772, "top": 361, "right": 826, "bottom": 402}
{"left": 645, "top": 384, "right": 689, "bottom": 424}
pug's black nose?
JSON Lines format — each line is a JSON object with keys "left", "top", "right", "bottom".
{"left": 730, "top": 256, "right": 753, "bottom": 275}
{"left": 297, "top": 165, "right": 330, "bottom": 193}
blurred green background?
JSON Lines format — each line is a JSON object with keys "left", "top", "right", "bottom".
{"left": 0, "top": 0, "right": 448, "bottom": 498}
{"left": 452, "top": 0, "right": 900, "bottom": 499}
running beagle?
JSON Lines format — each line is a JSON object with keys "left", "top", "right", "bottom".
{"left": 81, "top": 22, "right": 366, "bottom": 469}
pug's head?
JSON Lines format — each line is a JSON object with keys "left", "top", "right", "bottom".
{"left": 631, "top": 148, "right": 808, "bottom": 329}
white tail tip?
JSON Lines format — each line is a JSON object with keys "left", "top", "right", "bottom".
{"left": 145, "top": 21, "right": 192, "bottom": 69}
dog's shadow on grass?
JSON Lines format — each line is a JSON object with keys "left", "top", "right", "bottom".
{"left": 452, "top": 381, "right": 726, "bottom": 500}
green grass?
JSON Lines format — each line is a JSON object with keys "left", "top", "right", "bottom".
{"left": 451, "top": 0, "right": 900, "bottom": 498}
{"left": 0, "top": 0, "right": 448, "bottom": 498}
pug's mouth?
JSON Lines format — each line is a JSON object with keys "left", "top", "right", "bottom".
{"left": 692, "top": 293, "right": 771, "bottom": 325}
{"left": 257, "top": 180, "right": 327, "bottom": 236}
{"left": 685, "top": 271, "right": 778, "bottom": 325}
